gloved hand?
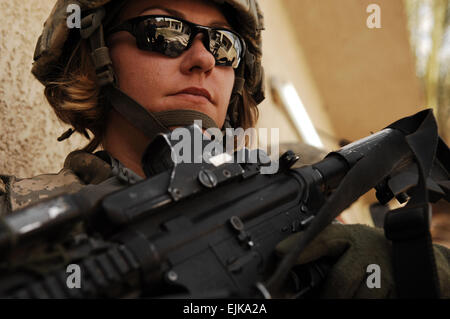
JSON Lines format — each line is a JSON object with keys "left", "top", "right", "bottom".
{"left": 275, "top": 223, "right": 450, "bottom": 298}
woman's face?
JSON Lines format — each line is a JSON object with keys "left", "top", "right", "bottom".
{"left": 108, "top": 0, "right": 235, "bottom": 129}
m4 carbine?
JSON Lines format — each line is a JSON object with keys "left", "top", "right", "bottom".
{"left": 0, "top": 109, "right": 448, "bottom": 298}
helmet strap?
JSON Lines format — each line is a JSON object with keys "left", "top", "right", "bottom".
{"left": 228, "top": 64, "right": 246, "bottom": 128}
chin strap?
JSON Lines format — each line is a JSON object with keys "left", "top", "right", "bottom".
{"left": 103, "top": 85, "right": 218, "bottom": 139}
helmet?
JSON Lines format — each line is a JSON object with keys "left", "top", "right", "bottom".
{"left": 31, "top": 0, "right": 265, "bottom": 145}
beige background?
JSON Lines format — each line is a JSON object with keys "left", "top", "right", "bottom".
{"left": 0, "top": 0, "right": 85, "bottom": 178}
{"left": 0, "top": 0, "right": 428, "bottom": 224}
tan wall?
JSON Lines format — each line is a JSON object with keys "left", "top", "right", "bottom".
{"left": 282, "top": 0, "right": 425, "bottom": 142}
{"left": 0, "top": 0, "right": 85, "bottom": 178}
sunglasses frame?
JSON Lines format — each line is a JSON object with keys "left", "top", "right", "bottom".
{"left": 107, "top": 15, "right": 246, "bottom": 69}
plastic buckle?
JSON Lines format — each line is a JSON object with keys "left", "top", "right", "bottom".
{"left": 80, "top": 8, "right": 106, "bottom": 39}
{"left": 384, "top": 203, "right": 431, "bottom": 241}
{"left": 97, "top": 69, "right": 115, "bottom": 87}
{"left": 89, "top": 47, "right": 114, "bottom": 86}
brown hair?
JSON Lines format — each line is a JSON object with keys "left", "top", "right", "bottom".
{"left": 44, "top": 37, "right": 259, "bottom": 152}
{"left": 44, "top": 40, "right": 108, "bottom": 152}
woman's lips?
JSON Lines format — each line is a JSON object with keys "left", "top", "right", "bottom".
{"left": 173, "top": 87, "right": 213, "bottom": 104}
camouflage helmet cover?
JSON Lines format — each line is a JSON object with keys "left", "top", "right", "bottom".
{"left": 32, "top": 0, "right": 265, "bottom": 104}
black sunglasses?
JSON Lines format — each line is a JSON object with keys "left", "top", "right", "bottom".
{"left": 107, "top": 15, "right": 246, "bottom": 69}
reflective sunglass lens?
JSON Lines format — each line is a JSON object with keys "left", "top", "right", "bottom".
{"left": 209, "top": 30, "right": 242, "bottom": 68}
{"left": 142, "top": 17, "right": 191, "bottom": 57}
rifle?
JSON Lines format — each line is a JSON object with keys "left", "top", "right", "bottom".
{"left": 0, "top": 109, "right": 448, "bottom": 298}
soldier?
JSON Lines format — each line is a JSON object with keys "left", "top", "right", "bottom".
{"left": 0, "top": 0, "right": 449, "bottom": 298}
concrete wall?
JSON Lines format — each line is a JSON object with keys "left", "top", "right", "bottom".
{"left": 0, "top": 0, "right": 85, "bottom": 178}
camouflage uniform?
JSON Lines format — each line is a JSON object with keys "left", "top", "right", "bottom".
{"left": 0, "top": 150, "right": 141, "bottom": 216}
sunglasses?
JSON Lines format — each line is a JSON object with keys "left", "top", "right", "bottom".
{"left": 107, "top": 15, "right": 246, "bottom": 69}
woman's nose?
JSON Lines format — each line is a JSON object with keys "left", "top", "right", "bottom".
{"left": 179, "top": 33, "right": 216, "bottom": 75}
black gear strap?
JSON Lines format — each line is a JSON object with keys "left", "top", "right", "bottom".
{"left": 384, "top": 109, "right": 441, "bottom": 298}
